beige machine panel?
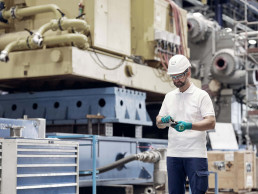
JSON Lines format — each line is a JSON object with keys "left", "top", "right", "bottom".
{"left": 25, "top": 0, "right": 131, "bottom": 56}
{"left": 85, "top": 0, "right": 131, "bottom": 56}
{"left": 131, "top": 0, "right": 189, "bottom": 61}
{"left": 0, "top": 47, "right": 201, "bottom": 100}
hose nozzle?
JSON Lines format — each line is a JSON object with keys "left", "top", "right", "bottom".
{"left": 0, "top": 50, "right": 9, "bottom": 62}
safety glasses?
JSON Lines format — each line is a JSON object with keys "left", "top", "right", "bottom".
{"left": 170, "top": 69, "right": 188, "bottom": 80}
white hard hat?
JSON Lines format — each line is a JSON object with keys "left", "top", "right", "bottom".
{"left": 167, "top": 54, "right": 191, "bottom": 75}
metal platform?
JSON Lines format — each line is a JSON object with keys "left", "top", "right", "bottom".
{"left": 0, "top": 87, "right": 152, "bottom": 126}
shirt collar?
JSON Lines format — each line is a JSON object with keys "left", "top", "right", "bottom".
{"left": 175, "top": 83, "right": 195, "bottom": 94}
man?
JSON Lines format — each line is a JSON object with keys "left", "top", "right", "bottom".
{"left": 156, "top": 54, "right": 216, "bottom": 194}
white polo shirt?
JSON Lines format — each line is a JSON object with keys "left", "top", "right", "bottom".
{"left": 159, "top": 83, "right": 215, "bottom": 158}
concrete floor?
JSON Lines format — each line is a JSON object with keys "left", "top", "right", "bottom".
{"left": 184, "top": 189, "right": 258, "bottom": 194}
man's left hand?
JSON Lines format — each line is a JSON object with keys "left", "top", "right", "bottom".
{"left": 174, "top": 121, "right": 192, "bottom": 132}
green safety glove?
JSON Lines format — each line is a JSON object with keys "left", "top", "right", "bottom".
{"left": 174, "top": 121, "right": 192, "bottom": 132}
{"left": 161, "top": 115, "right": 173, "bottom": 123}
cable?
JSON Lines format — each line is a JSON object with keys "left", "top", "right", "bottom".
{"left": 167, "top": 0, "right": 185, "bottom": 55}
{"left": 178, "top": 9, "right": 188, "bottom": 57}
{"left": 80, "top": 154, "right": 137, "bottom": 176}
{"left": 97, "top": 155, "right": 137, "bottom": 174}
{"left": 158, "top": 50, "right": 168, "bottom": 71}
{"left": 89, "top": 49, "right": 125, "bottom": 70}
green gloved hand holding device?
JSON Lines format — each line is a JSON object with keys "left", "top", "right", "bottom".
{"left": 174, "top": 121, "right": 192, "bottom": 132}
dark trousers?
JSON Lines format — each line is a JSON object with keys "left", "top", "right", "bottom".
{"left": 167, "top": 157, "right": 209, "bottom": 194}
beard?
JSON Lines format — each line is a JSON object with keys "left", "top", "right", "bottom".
{"left": 173, "top": 80, "right": 186, "bottom": 88}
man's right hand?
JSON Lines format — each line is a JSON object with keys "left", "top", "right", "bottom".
{"left": 161, "top": 115, "right": 173, "bottom": 123}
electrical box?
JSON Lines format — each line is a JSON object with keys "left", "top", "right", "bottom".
{"left": 25, "top": 0, "right": 131, "bottom": 56}
{"left": 208, "top": 150, "right": 256, "bottom": 192}
{"left": 131, "top": 0, "right": 189, "bottom": 61}
{"left": 84, "top": 0, "right": 131, "bottom": 56}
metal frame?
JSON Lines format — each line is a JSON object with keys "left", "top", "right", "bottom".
{"left": 47, "top": 134, "right": 98, "bottom": 194}
{"left": 232, "top": 0, "right": 258, "bottom": 148}
{"left": 188, "top": 171, "right": 218, "bottom": 194}
{"left": 209, "top": 171, "right": 219, "bottom": 194}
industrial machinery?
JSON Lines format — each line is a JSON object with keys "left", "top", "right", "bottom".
{"left": 0, "top": 0, "right": 194, "bottom": 193}
{"left": 187, "top": 12, "right": 257, "bottom": 89}
{"left": 46, "top": 134, "right": 168, "bottom": 189}
{"left": 0, "top": 117, "right": 170, "bottom": 194}
{"left": 187, "top": 12, "right": 258, "bottom": 147}
{"left": 0, "top": 0, "right": 194, "bottom": 132}
{"left": 0, "top": 0, "right": 257, "bottom": 193}
{"left": 0, "top": 0, "right": 196, "bottom": 95}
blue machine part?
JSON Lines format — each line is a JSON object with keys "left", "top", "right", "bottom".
{"left": 0, "top": 118, "right": 44, "bottom": 138}
{"left": 0, "top": 87, "right": 153, "bottom": 126}
{"left": 46, "top": 133, "right": 168, "bottom": 186}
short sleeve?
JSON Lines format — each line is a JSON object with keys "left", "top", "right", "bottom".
{"left": 200, "top": 93, "right": 215, "bottom": 117}
{"left": 159, "top": 95, "right": 168, "bottom": 117}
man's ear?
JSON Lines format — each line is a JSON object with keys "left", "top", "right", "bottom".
{"left": 187, "top": 68, "right": 191, "bottom": 77}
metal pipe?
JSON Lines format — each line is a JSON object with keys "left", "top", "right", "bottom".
{"left": 2, "top": 39, "right": 27, "bottom": 53}
{"left": 0, "top": 18, "right": 90, "bottom": 48}
{"left": 97, "top": 155, "right": 138, "bottom": 174}
{"left": 80, "top": 149, "right": 161, "bottom": 176}
{"left": 184, "top": 0, "right": 204, "bottom": 6}
{"left": 92, "top": 135, "right": 97, "bottom": 194}
{"left": 2, "top": 4, "right": 62, "bottom": 20}
{"left": 59, "top": 18, "right": 90, "bottom": 34}
{"left": 247, "top": 21, "right": 258, "bottom": 25}
{"left": 0, "top": 37, "right": 37, "bottom": 62}
{"left": 212, "top": 26, "right": 216, "bottom": 56}
{"left": 0, "top": 30, "right": 64, "bottom": 50}
{"left": 33, "top": 18, "right": 90, "bottom": 46}
{"left": 238, "top": 0, "right": 258, "bottom": 14}
{"left": 44, "top": 33, "right": 89, "bottom": 49}
{"left": 222, "top": 14, "right": 253, "bottom": 32}
{"left": 0, "top": 33, "right": 89, "bottom": 62}
{"left": 240, "top": 31, "right": 258, "bottom": 36}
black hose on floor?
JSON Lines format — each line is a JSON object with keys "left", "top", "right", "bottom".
{"left": 80, "top": 154, "right": 138, "bottom": 176}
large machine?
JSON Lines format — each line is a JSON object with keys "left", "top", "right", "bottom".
{"left": 0, "top": 0, "right": 191, "bottom": 193}
{"left": 0, "top": 0, "right": 258, "bottom": 193}
{"left": 186, "top": 12, "right": 258, "bottom": 146}
{"left": 0, "top": 0, "right": 196, "bottom": 137}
